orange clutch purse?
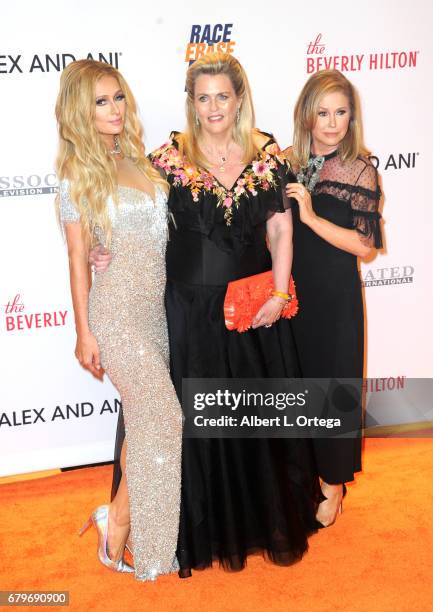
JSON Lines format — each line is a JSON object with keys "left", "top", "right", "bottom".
{"left": 224, "top": 271, "right": 299, "bottom": 333}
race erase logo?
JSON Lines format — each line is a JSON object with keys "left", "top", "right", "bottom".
{"left": 306, "top": 33, "right": 419, "bottom": 73}
{"left": 4, "top": 294, "right": 68, "bottom": 332}
{"left": 0, "top": 52, "right": 121, "bottom": 74}
{"left": 0, "top": 172, "right": 57, "bottom": 198}
{"left": 184, "top": 24, "right": 236, "bottom": 65}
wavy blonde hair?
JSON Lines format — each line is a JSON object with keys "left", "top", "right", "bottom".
{"left": 178, "top": 52, "right": 259, "bottom": 168}
{"left": 292, "top": 69, "right": 369, "bottom": 170}
{"left": 55, "top": 59, "right": 167, "bottom": 245}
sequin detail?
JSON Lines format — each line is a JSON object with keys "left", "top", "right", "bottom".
{"left": 60, "top": 182, "right": 182, "bottom": 581}
{"left": 296, "top": 155, "right": 325, "bottom": 192}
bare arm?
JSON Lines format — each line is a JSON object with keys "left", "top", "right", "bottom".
{"left": 267, "top": 208, "right": 293, "bottom": 291}
{"left": 64, "top": 223, "right": 102, "bottom": 378}
{"left": 252, "top": 210, "right": 292, "bottom": 328}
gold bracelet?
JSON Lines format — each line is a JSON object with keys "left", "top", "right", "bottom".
{"left": 271, "top": 290, "right": 291, "bottom": 301}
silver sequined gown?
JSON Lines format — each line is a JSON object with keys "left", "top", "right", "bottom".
{"left": 59, "top": 181, "right": 182, "bottom": 581}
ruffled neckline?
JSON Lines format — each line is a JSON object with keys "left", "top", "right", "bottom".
{"left": 151, "top": 131, "right": 284, "bottom": 227}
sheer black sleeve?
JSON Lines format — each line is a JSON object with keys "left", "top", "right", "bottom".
{"left": 350, "top": 161, "right": 383, "bottom": 248}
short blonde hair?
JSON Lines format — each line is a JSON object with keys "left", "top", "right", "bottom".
{"left": 292, "top": 70, "right": 369, "bottom": 169}
{"left": 179, "top": 52, "right": 258, "bottom": 168}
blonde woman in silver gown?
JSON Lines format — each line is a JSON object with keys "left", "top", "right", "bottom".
{"left": 56, "top": 59, "right": 182, "bottom": 581}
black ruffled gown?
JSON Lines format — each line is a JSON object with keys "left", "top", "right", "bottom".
{"left": 113, "top": 132, "right": 320, "bottom": 575}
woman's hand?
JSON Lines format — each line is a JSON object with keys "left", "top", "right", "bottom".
{"left": 75, "top": 332, "right": 103, "bottom": 379}
{"left": 285, "top": 183, "right": 317, "bottom": 226}
{"left": 286, "top": 182, "right": 372, "bottom": 256}
{"left": 252, "top": 296, "right": 286, "bottom": 329}
{"left": 89, "top": 244, "right": 112, "bottom": 273}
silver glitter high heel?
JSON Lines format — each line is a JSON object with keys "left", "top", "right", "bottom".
{"left": 79, "top": 505, "right": 134, "bottom": 573}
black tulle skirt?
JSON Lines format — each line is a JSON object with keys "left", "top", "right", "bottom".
{"left": 112, "top": 279, "right": 321, "bottom": 575}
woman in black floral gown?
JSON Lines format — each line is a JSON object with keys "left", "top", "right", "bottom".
{"left": 101, "top": 53, "right": 321, "bottom": 576}
{"left": 285, "top": 70, "right": 383, "bottom": 527}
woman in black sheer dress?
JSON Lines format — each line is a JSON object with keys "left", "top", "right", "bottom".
{"left": 100, "top": 53, "right": 321, "bottom": 576}
{"left": 285, "top": 70, "right": 382, "bottom": 527}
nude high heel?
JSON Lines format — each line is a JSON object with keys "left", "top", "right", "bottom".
{"left": 79, "top": 505, "right": 134, "bottom": 573}
{"left": 316, "top": 483, "right": 347, "bottom": 529}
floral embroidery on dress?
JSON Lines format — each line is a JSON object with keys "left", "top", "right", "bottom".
{"left": 151, "top": 137, "right": 284, "bottom": 226}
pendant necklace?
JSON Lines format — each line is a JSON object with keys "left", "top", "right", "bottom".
{"left": 218, "top": 143, "right": 232, "bottom": 172}
{"left": 109, "top": 135, "right": 122, "bottom": 156}
{"left": 203, "top": 141, "right": 233, "bottom": 173}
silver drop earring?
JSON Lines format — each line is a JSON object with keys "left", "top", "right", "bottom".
{"left": 195, "top": 113, "right": 200, "bottom": 126}
{"left": 236, "top": 107, "right": 240, "bottom": 123}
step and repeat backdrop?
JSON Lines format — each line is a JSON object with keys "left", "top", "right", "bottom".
{"left": 1, "top": 0, "right": 432, "bottom": 476}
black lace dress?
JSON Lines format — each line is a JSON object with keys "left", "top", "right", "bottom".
{"left": 113, "top": 132, "right": 321, "bottom": 576}
{"left": 287, "top": 150, "right": 382, "bottom": 484}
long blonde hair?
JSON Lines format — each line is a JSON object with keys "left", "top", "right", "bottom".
{"left": 179, "top": 52, "right": 258, "bottom": 169}
{"left": 55, "top": 59, "right": 167, "bottom": 245}
{"left": 292, "top": 69, "right": 369, "bottom": 169}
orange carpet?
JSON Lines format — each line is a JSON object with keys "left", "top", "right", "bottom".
{"left": 1, "top": 438, "right": 433, "bottom": 612}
